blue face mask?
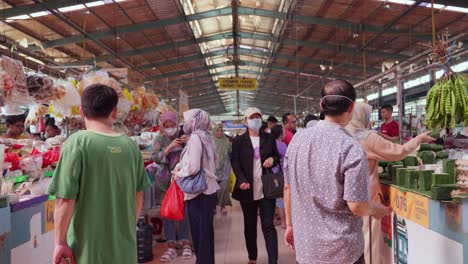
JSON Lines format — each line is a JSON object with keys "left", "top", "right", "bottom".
{"left": 247, "top": 118, "right": 262, "bottom": 132}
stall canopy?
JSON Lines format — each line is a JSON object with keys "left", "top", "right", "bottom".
{"left": 0, "top": 0, "right": 467, "bottom": 116}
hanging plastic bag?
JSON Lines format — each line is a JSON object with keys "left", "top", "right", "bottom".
{"left": 50, "top": 79, "right": 81, "bottom": 118}
{"left": 160, "top": 181, "right": 185, "bottom": 221}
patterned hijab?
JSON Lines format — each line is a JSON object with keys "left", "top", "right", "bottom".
{"left": 345, "top": 102, "right": 375, "bottom": 141}
{"left": 183, "top": 109, "right": 216, "bottom": 159}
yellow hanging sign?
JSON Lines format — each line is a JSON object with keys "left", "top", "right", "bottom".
{"left": 219, "top": 78, "right": 257, "bottom": 90}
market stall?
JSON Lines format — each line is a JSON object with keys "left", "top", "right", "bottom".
{"left": 377, "top": 143, "right": 468, "bottom": 263}
{"left": 0, "top": 54, "right": 163, "bottom": 264}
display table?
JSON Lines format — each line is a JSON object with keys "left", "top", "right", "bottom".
{"left": 380, "top": 183, "right": 468, "bottom": 264}
{"left": 0, "top": 195, "right": 55, "bottom": 264}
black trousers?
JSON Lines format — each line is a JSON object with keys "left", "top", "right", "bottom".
{"left": 240, "top": 198, "right": 278, "bottom": 264}
{"left": 187, "top": 193, "right": 217, "bottom": 264}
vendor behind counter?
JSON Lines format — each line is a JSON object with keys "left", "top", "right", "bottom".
{"left": 1, "top": 114, "right": 28, "bottom": 140}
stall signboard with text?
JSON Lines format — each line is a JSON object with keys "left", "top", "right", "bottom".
{"left": 219, "top": 78, "right": 257, "bottom": 90}
{"left": 386, "top": 185, "right": 429, "bottom": 228}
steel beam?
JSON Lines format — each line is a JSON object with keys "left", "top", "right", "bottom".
{"left": 146, "top": 60, "right": 360, "bottom": 81}
{"left": 138, "top": 50, "right": 377, "bottom": 79}
{"left": 60, "top": 30, "right": 406, "bottom": 66}
{"left": 41, "top": 6, "right": 429, "bottom": 49}
{"left": 237, "top": 7, "right": 431, "bottom": 41}
{"left": 0, "top": 0, "right": 97, "bottom": 19}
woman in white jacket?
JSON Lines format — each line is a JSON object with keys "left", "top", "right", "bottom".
{"left": 173, "top": 109, "right": 219, "bottom": 264}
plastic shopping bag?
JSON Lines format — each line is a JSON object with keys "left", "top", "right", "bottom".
{"left": 160, "top": 181, "right": 185, "bottom": 221}
{"left": 229, "top": 171, "right": 236, "bottom": 193}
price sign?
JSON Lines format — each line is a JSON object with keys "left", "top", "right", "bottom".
{"left": 388, "top": 186, "right": 429, "bottom": 228}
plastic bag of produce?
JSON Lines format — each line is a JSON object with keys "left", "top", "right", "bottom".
{"left": 50, "top": 79, "right": 81, "bottom": 117}
{"left": 77, "top": 70, "right": 109, "bottom": 94}
{"left": 26, "top": 73, "right": 66, "bottom": 104}
{"left": 4, "top": 152, "right": 20, "bottom": 171}
{"left": 25, "top": 104, "right": 49, "bottom": 126}
{"left": 42, "top": 148, "right": 60, "bottom": 168}
{"left": 20, "top": 154, "right": 43, "bottom": 173}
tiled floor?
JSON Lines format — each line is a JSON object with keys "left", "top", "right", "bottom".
{"left": 145, "top": 200, "right": 296, "bottom": 264}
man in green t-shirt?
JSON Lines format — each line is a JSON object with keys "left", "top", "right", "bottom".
{"left": 47, "top": 84, "right": 151, "bottom": 264}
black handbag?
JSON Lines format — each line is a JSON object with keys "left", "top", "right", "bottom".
{"left": 261, "top": 167, "right": 284, "bottom": 199}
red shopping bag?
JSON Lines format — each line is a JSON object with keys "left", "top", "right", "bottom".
{"left": 160, "top": 181, "right": 185, "bottom": 221}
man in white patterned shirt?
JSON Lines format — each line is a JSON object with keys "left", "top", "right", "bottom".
{"left": 283, "top": 80, "right": 392, "bottom": 264}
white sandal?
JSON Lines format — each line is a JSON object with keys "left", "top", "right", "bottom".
{"left": 160, "top": 248, "right": 177, "bottom": 262}
{"left": 182, "top": 245, "right": 193, "bottom": 259}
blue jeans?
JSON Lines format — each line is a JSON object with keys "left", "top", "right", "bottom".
{"left": 163, "top": 206, "right": 190, "bottom": 243}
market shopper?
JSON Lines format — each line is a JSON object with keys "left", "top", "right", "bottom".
{"left": 231, "top": 107, "right": 280, "bottom": 264}
{"left": 45, "top": 118, "right": 62, "bottom": 139}
{"left": 151, "top": 111, "right": 192, "bottom": 262}
{"left": 282, "top": 113, "right": 296, "bottom": 145}
{"left": 213, "top": 124, "right": 232, "bottom": 214}
{"left": 379, "top": 104, "right": 400, "bottom": 141}
{"left": 172, "top": 109, "right": 219, "bottom": 264}
{"left": 303, "top": 114, "right": 319, "bottom": 128}
{"left": 2, "top": 114, "right": 27, "bottom": 139}
{"left": 283, "top": 80, "right": 392, "bottom": 264}
{"left": 345, "top": 102, "right": 435, "bottom": 264}
{"left": 270, "top": 125, "right": 287, "bottom": 229}
{"left": 47, "top": 84, "right": 151, "bottom": 264}
{"left": 267, "top": 116, "right": 278, "bottom": 129}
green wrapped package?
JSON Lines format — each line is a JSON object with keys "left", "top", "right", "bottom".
{"left": 418, "top": 170, "right": 434, "bottom": 191}
{"left": 432, "top": 173, "right": 450, "bottom": 186}
{"left": 392, "top": 165, "right": 404, "bottom": 185}
{"left": 396, "top": 168, "right": 411, "bottom": 187}
{"left": 419, "top": 144, "right": 444, "bottom": 152}
{"left": 431, "top": 184, "right": 457, "bottom": 200}
{"left": 442, "top": 159, "right": 456, "bottom": 184}
{"left": 436, "top": 151, "right": 449, "bottom": 159}
{"left": 403, "top": 156, "right": 419, "bottom": 167}
{"left": 405, "top": 170, "right": 419, "bottom": 189}
{"left": 419, "top": 151, "right": 436, "bottom": 164}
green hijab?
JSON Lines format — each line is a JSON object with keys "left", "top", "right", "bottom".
{"left": 212, "top": 125, "right": 231, "bottom": 170}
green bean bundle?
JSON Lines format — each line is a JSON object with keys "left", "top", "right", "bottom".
{"left": 426, "top": 74, "right": 468, "bottom": 129}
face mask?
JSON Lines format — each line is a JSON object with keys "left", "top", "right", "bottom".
{"left": 165, "top": 127, "right": 177, "bottom": 137}
{"left": 247, "top": 118, "right": 262, "bottom": 132}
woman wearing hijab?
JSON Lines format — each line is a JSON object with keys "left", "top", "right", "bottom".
{"left": 213, "top": 124, "right": 232, "bottom": 214}
{"left": 173, "top": 109, "right": 219, "bottom": 264}
{"left": 345, "top": 102, "right": 434, "bottom": 264}
{"left": 231, "top": 107, "right": 280, "bottom": 264}
{"left": 151, "top": 111, "right": 192, "bottom": 262}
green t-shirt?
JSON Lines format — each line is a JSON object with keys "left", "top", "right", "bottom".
{"left": 47, "top": 130, "right": 151, "bottom": 264}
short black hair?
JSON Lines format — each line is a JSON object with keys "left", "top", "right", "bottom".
{"left": 270, "top": 125, "right": 283, "bottom": 140}
{"left": 381, "top": 104, "right": 393, "bottom": 113}
{"left": 267, "top": 116, "right": 278, "bottom": 123}
{"left": 81, "top": 83, "right": 119, "bottom": 119}
{"left": 304, "top": 114, "right": 318, "bottom": 126}
{"left": 320, "top": 80, "right": 356, "bottom": 116}
{"left": 260, "top": 121, "right": 268, "bottom": 132}
{"left": 5, "top": 114, "right": 26, "bottom": 125}
{"left": 45, "top": 117, "right": 56, "bottom": 127}
{"left": 282, "top": 113, "right": 293, "bottom": 124}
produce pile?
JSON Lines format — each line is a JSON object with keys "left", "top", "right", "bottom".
{"left": 426, "top": 73, "right": 468, "bottom": 129}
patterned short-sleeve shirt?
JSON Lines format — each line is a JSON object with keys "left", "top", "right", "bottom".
{"left": 284, "top": 120, "right": 370, "bottom": 264}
